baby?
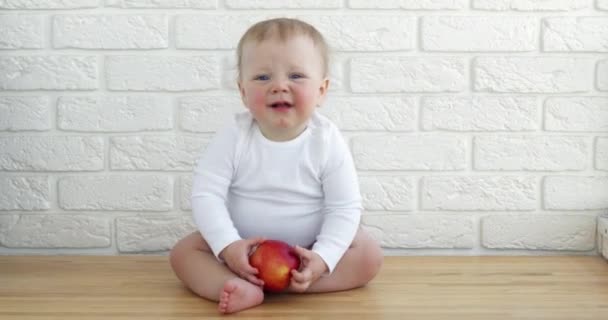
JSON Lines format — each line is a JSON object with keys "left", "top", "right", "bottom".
{"left": 169, "top": 18, "right": 383, "bottom": 314}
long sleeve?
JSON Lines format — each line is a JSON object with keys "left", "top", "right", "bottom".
{"left": 191, "top": 119, "right": 242, "bottom": 260}
{"left": 311, "top": 125, "right": 362, "bottom": 274}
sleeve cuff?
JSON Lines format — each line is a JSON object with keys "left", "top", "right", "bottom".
{"left": 312, "top": 245, "right": 342, "bottom": 275}
{"left": 206, "top": 234, "right": 241, "bottom": 262}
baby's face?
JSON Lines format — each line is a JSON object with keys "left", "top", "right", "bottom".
{"left": 238, "top": 35, "right": 329, "bottom": 141}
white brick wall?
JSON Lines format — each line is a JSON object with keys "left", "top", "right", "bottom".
{"left": 53, "top": 15, "right": 169, "bottom": 49}
{"left": 1, "top": 1, "right": 606, "bottom": 256}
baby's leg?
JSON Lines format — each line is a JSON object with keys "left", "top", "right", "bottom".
{"left": 169, "top": 232, "right": 264, "bottom": 314}
{"left": 305, "top": 227, "right": 383, "bottom": 293}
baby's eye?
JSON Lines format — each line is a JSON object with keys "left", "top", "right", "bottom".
{"left": 254, "top": 74, "right": 270, "bottom": 81}
{"left": 289, "top": 73, "right": 305, "bottom": 80}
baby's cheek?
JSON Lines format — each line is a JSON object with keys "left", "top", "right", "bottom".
{"left": 294, "top": 88, "right": 316, "bottom": 106}
{"left": 250, "top": 91, "right": 267, "bottom": 108}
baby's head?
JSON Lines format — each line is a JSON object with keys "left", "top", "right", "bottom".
{"left": 235, "top": 18, "right": 331, "bottom": 142}
{"left": 236, "top": 18, "right": 330, "bottom": 80}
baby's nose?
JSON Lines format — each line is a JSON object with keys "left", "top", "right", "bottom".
{"left": 271, "top": 79, "right": 289, "bottom": 93}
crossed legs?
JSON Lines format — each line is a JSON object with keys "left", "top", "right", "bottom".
{"left": 169, "top": 228, "right": 383, "bottom": 314}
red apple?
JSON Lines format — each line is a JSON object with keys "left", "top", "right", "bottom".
{"left": 249, "top": 240, "right": 301, "bottom": 293}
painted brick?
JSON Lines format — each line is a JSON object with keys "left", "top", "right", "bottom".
{"left": 326, "top": 57, "right": 344, "bottom": 92}
{"left": 298, "top": 15, "right": 415, "bottom": 51}
{"left": 349, "top": 0, "right": 466, "bottom": 9}
{"left": 180, "top": 175, "right": 193, "bottom": 210}
{"left": 597, "top": 60, "right": 608, "bottom": 91}
{"left": 180, "top": 96, "right": 243, "bottom": 133}
{"left": 362, "top": 215, "right": 475, "bottom": 248}
{"left": 359, "top": 175, "right": 414, "bottom": 211}
{"left": 596, "top": 138, "right": 608, "bottom": 171}
{"left": 0, "top": 56, "right": 98, "bottom": 90}
{"left": 105, "top": 0, "right": 217, "bottom": 8}
{"left": 321, "top": 96, "right": 416, "bottom": 131}
{"left": 57, "top": 96, "right": 172, "bottom": 132}
{"left": 544, "top": 176, "right": 608, "bottom": 210}
{"left": 116, "top": 215, "right": 195, "bottom": 252}
{"left": 543, "top": 17, "right": 608, "bottom": 52}
{"left": 351, "top": 57, "right": 466, "bottom": 93}
{"left": 473, "top": 57, "right": 594, "bottom": 93}
{"left": 0, "top": 136, "right": 104, "bottom": 171}
{"left": 0, "top": 0, "right": 98, "bottom": 9}
{"left": 0, "top": 176, "right": 49, "bottom": 210}
{"left": 176, "top": 15, "right": 269, "bottom": 49}
{"left": 545, "top": 97, "right": 608, "bottom": 132}
{"left": 110, "top": 136, "right": 209, "bottom": 171}
{"left": 352, "top": 135, "right": 467, "bottom": 170}
{"left": 58, "top": 175, "right": 173, "bottom": 211}
{"left": 106, "top": 56, "right": 220, "bottom": 91}
{"left": 422, "top": 96, "right": 537, "bottom": 131}
{"left": 474, "top": 135, "right": 588, "bottom": 171}
{"left": 482, "top": 215, "right": 596, "bottom": 251}
{"left": 0, "top": 215, "right": 110, "bottom": 248}
{"left": 422, "top": 176, "right": 537, "bottom": 211}
{"left": 53, "top": 15, "right": 168, "bottom": 49}
{"left": 473, "top": 0, "right": 588, "bottom": 10}
{"left": 222, "top": 55, "right": 239, "bottom": 89}
{"left": 177, "top": 14, "right": 413, "bottom": 51}
{"left": 226, "top": 0, "right": 341, "bottom": 8}
{"left": 422, "top": 16, "right": 536, "bottom": 51}
{"left": 0, "top": 96, "right": 50, "bottom": 131}
{"left": 0, "top": 14, "right": 44, "bottom": 49}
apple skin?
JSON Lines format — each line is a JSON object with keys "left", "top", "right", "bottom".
{"left": 249, "top": 240, "right": 301, "bottom": 293}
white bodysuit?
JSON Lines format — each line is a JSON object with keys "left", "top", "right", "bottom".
{"left": 191, "top": 111, "right": 362, "bottom": 273}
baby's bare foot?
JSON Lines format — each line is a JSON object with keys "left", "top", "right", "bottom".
{"left": 218, "top": 278, "right": 264, "bottom": 314}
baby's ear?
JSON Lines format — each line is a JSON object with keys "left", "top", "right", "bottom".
{"left": 317, "top": 78, "right": 330, "bottom": 106}
{"left": 319, "top": 77, "right": 329, "bottom": 97}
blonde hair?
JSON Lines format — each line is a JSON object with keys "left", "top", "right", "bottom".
{"left": 236, "top": 18, "right": 330, "bottom": 79}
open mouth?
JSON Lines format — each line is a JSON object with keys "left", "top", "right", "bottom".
{"left": 269, "top": 102, "right": 293, "bottom": 109}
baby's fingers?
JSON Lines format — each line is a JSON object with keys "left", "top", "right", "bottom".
{"left": 291, "top": 268, "right": 312, "bottom": 283}
{"left": 233, "top": 265, "right": 263, "bottom": 286}
{"left": 244, "top": 273, "right": 264, "bottom": 287}
{"left": 247, "top": 237, "right": 266, "bottom": 249}
{"left": 238, "top": 255, "right": 259, "bottom": 275}
{"left": 293, "top": 245, "right": 313, "bottom": 261}
{"left": 245, "top": 266, "right": 259, "bottom": 276}
{"left": 289, "top": 273, "right": 310, "bottom": 293}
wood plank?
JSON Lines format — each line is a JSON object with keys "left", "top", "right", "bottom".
{"left": 1, "top": 256, "right": 607, "bottom": 319}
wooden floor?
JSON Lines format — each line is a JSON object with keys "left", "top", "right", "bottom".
{"left": 1, "top": 256, "right": 607, "bottom": 320}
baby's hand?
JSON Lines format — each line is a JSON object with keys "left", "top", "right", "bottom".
{"left": 288, "top": 246, "right": 328, "bottom": 293}
{"left": 219, "top": 237, "right": 265, "bottom": 286}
